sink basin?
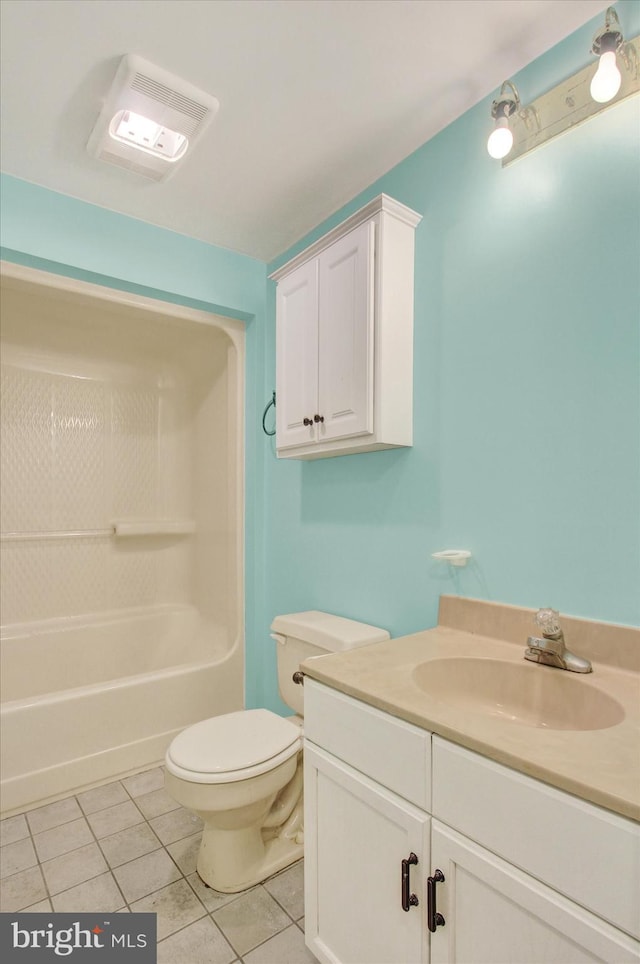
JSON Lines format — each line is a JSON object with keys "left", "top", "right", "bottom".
{"left": 411, "top": 657, "right": 625, "bottom": 731}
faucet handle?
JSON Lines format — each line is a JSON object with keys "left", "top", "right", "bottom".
{"left": 535, "top": 608, "right": 562, "bottom": 636}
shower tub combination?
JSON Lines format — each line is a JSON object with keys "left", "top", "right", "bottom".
{"left": 0, "top": 265, "right": 245, "bottom": 816}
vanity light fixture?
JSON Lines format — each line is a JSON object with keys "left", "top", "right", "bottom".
{"left": 590, "top": 6, "right": 624, "bottom": 103}
{"left": 487, "top": 81, "right": 520, "bottom": 159}
{"left": 488, "top": 11, "right": 639, "bottom": 167}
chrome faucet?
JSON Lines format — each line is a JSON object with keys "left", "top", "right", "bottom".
{"left": 524, "top": 608, "right": 592, "bottom": 673}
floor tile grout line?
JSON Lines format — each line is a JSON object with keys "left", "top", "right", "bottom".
{"left": 5, "top": 873, "right": 306, "bottom": 955}
{"left": 150, "top": 871, "right": 302, "bottom": 956}
{"left": 3, "top": 848, "right": 301, "bottom": 929}
{"left": 126, "top": 859, "right": 209, "bottom": 914}
{"left": 96, "top": 824, "right": 164, "bottom": 872}
{"left": 2, "top": 785, "right": 172, "bottom": 909}
{"left": 1, "top": 818, "right": 198, "bottom": 912}
{"left": 2, "top": 767, "right": 163, "bottom": 852}
{"left": 3, "top": 842, "right": 304, "bottom": 923}
{"left": 1, "top": 810, "right": 41, "bottom": 889}
{"left": 51, "top": 813, "right": 199, "bottom": 909}
{"left": 152, "top": 901, "right": 218, "bottom": 948}
{"left": 43, "top": 785, "right": 129, "bottom": 909}
{"left": 3, "top": 775, "right": 310, "bottom": 959}
{"left": 10, "top": 799, "right": 84, "bottom": 905}
{"left": 223, "top": 913, "right": 300, "bottom": 960}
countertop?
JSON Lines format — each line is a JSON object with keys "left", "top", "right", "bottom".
{"left": 302, "top": 624, "right": 640, "bottom": 821}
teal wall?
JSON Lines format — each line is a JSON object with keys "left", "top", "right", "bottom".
{"left": 253, "top": 2, "right": 640, "bottom": 712}
{"left": 1, "top": 3, "right": 638, "bottom": 719}
{"left": 0, "top": 175, "right": 265, "bottom": 319}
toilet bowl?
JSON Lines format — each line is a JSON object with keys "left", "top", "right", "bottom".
{"left": 165, "top": 708, "right": 304, "bottom": 892}
{"left": 165, "top": 611, "right": 389, "bottom": 893}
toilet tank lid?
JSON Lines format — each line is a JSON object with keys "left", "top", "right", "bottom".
{"left": 270, "top": 610, "right": 390, "bottom": 652}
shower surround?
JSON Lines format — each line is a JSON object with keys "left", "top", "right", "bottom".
{"left": 0, "top": 264, "right": 245, "bottom": 815}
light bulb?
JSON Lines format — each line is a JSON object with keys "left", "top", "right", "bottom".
{"left": 109, "top": 110, "right": 188, "bottom": 161}
{"left": 590, "top": 50, "right": 622, "bottom": 103}
{"left": 487, "top": 116, "right": 513, "bottom": 160}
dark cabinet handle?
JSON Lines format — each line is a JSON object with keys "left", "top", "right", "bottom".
{"left": 303, "top": 417, "right": 313, "bottom": 426}
{"left": 427, "top": 868, "right": 445, "bottom": 931}
{"left": 401, "top": 852, "right": 419, "bottom": 912}
{"left": 313, "top": 414, "right": 324, "bottom": 423}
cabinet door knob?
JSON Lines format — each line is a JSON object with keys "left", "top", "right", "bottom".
{"left": 427, "top": 868, "right": 445, "bottom": 931}
{"left": 303, "top": 417, "right": 313, "bottom": 426}
{"left": 401, "top": 852, "right": 419, "bottom": 912}
{"left": 313, "top": 414, "right": 324, "bottom": 423}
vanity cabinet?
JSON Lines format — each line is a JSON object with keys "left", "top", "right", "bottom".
{"left": 270, "top": 194, "right": 421, "bottom": 459}
{"left": 429, "top": 821, "right": 637, "bottom": 964}
{"left": 303, "top": 679, "right": 640, "bottom": 964}
{"left": 305, "top": 744, "right": 429, "bottom": 964}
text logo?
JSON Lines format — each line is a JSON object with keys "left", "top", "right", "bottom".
{"left": 0, "top": 913, "right": 156, "bottom": 962}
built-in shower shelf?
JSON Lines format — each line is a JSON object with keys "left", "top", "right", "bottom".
{"left": 1, "top": 521, "right": 196, "bottom": 542}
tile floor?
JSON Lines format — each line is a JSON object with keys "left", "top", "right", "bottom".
{"left": 0, "top": 766, "right": 318, "bottom": 963}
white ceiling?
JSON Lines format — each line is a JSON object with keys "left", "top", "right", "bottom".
{"left": 0, "top": 0, "right": 607, "bottom": 262}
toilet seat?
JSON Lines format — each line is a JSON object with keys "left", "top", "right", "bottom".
{"left": 165, "top": 708, "right": 301, "bottom": 784}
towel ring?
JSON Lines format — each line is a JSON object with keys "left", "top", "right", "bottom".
{"left": 262, "top": 391, "right": 276, "bottom": 436}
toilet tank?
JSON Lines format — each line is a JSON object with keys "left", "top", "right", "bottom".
{"left": 270, "top": 610, "right": 390, "bottom": 715}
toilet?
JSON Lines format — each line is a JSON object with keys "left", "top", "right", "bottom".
{"left": 164, "top": 610, "right": 389, "bottom": 893}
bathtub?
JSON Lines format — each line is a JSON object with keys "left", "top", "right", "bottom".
{"left": 0, "top": 606, "right": 243, "bottom": 816}
{"left": 0, "top": 264, "right": 245, "bottom": 817}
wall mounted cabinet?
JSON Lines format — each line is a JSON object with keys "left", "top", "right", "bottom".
{"left": 269, "top": 194, "right": 421, "bottom": 459}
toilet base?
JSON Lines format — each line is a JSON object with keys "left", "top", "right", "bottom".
{"left": 197, "top": 822, "right": 304, "bottom": 893}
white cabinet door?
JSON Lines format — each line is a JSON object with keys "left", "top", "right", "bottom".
{"left": 272, "top": 194, "right": 419, "bottom": 459}
{"left": 430, "top": 820, "right": 639, "bottom": 964}
{"left": 317, "top": 220, "right": 374, "bottom": 443}
{"left": 305, "top": 742, "right": 430, "bottom": 964}
{"left": 275, "top": 257, "right": 319, "bottom": 450}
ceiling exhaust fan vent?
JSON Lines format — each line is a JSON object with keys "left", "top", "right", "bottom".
{"left": 87, "top": 55, "right": 219, "bottom": 181}
{"left": 129, "top": 72, "right": 210, "bottom": 134}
